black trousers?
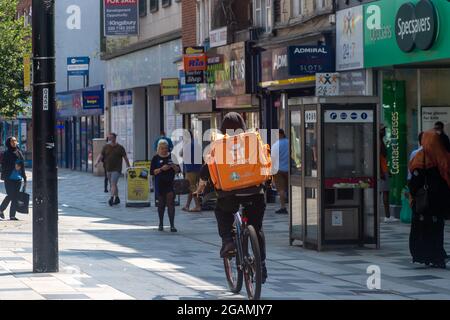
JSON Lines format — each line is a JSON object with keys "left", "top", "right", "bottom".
{"left": 215, "top": 193, "right": 266, "bottom": 261}
{"left": 157, "top": 191, "right": 175, "bottom": 228}
{"left": 0, "top": 180, "right": 22, "bottom": 218}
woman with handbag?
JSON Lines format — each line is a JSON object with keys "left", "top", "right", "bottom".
{"left": 408, "top": 130, "right": 450, "bottom": 268}
{"left": 150, "top": 140, "right": 180, "bottom": 232}
{"left": 0, "top": 137, "right": 27, "bottom": 221}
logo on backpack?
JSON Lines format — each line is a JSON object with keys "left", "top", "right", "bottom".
{"left": 230, "top": 172, "right": 240, "bottom": 182}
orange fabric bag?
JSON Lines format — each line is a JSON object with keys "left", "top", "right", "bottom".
{"left": 207, "top": 131, "right": 272, "bottom": 191}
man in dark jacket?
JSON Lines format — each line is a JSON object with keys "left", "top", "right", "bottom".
{"left": 0, "top": 137, "right": 27, "bottom": 220}
{"left": 434, "top": 121, "right": 450, "bottom": 152}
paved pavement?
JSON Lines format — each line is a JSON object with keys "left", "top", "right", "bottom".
{"left": 0, "top": 169, "right": 449, "bottom": 300}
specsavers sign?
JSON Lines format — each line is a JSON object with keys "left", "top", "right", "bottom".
{"left": 364, "top": 0, "right": 450, "bottom": 68}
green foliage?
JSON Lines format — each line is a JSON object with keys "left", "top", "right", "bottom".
{"left": 0, "top": 0, "right": 31, "bottom": 118}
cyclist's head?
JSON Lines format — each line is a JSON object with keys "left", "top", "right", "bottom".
{"left": 220, "top": 112, "right": 247, "bottom": 135}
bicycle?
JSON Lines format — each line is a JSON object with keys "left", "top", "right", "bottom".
{"left": 223, "top": 208, "right": 262, "bottom": 300}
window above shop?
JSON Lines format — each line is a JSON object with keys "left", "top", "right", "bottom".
{"left": 139, "top": 0, "right": 147, "bottom": 17}
{"left": 253, "top": 0, "right": 273, "bottom": 33}
{"left": 292, "top": 0, "right": 304, "bottom": 18}
{"left": 150, "top": 0, "right": 159, "bottom": 13}
{"left": 197, "top": 0, "right": 211, "bottom": 46}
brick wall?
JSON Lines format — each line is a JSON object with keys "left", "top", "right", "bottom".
{"left": 182, "top": 0, "right": 197, "bottom": 47}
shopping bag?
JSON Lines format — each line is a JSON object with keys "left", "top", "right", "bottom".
{"left": 400, "top": 187, "right": 412, "bottom": 224}
{"left": 17, "top": 192, "right": 30, "bottom": 214}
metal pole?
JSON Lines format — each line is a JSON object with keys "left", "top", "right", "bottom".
{"left": 32, "top": 0, "right": 59, "bottom": 273}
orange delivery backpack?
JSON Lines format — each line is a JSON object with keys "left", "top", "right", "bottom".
{"left": 206, "top": 131, "right": 272, "bottom": 192}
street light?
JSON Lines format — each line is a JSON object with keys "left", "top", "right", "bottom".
{"left": 31, "top": 0, "right": 58, "bottom": 273}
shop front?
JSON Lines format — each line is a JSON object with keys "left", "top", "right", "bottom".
{"left": 362, "top": 0, "right": 450, "bottom": 214}
{"left": 56, "top": 86, "right": 105, "bottom": 172}
{"left": 207, "top": 41, "right": 260, "bottom": 130}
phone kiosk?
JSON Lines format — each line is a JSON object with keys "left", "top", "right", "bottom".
{"left": 288, "top": 96, "right": 380, "bottom": 251}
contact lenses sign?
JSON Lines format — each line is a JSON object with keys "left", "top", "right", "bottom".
{"left": 364, "top": 0, "right": 450, "bottom": 68}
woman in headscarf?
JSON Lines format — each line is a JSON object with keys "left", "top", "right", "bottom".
{"left": 408, "top": 130, "right": 450, "bottom": 268}
{"left": 150, "top": 139, "right": 180, "bottom": 232}
{"left": 0, "top": 137, "right": 27, "bottom": 220}
{"left": 194, "top": 112, "right": 268, "bottom": 283}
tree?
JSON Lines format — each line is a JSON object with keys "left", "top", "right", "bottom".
{"left": 0, "top": 0, "right": 31, "bottom": 118}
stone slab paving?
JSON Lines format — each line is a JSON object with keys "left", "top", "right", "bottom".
{"left": 0, "top": 169, "right": 448, "bottom": 300}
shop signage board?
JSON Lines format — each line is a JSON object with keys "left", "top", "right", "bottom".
{"left": 208, "top": 42, "right": 250, "bottom": 98}
{"left": 316, "top": 73, "right": 340, "bottom": 96}
{"left": 421, "top": 106, "right": 450, "bottom": 131}
{"left": 161, "top": 78, "right": 179, "bottom": 96}
{"left": 324, "top": 110, "right": 374, "bottom": 123}
{"left": 288, "top": 46, "right": 335, "bottom": 76}
{"left": 103, "top": 0, "right": 139, "bottom": 36}
{"left": 338, "top": 70, "right": 372, "bottom": 96}
{"left": 82, "top": 90, "right": 104, "bottom": 110}
{"left": 126, "top": 167, "right": 151, "bottom": 207}
{"left": 183, "top": 54, "right": 208, "bottom": 72}
{"left": 364, "top": 0, "right": 450, "bottom": 68}
{"left": 210, "top": 27, "right": 228, "bottom": 48}
{"left": 336, "top": 5, "right": 365, "bottom": 71}
{"left": 383, "top": 80, "right": 407, "bottom": 207}
{"left": 67, "top": 57, "right": 90, "bottom": 76}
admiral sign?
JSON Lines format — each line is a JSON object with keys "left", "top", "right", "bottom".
{"left": 288, "top": 46, "right": 335, "bottom": 76}
{"left": 103, "top": 0, "right": 139, "bottom": 36}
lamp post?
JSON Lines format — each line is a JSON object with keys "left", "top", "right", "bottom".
{"left": 31, "top": 0, "right": 58, "bottom": 273}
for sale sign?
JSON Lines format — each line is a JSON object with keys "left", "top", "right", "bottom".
{"left": 104, "top": 0, "right": 139, "bottom": 36}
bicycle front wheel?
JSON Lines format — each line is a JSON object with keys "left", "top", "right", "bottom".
{"left": 242, "top": 225, "right": 262, "bottom": 300}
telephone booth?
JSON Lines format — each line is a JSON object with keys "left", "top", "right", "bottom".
{"left": 288, "top": 96, "right": 380, "bottom": 251}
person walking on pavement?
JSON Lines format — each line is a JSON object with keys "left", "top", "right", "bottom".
{"left": 151, "top": 140, "right": 180, "bottom": 232}
{"left": 95, "top": 137, "right": 111, "bottom": 193}
{"left": 182, "top": 130, "right": 202, "bottom": 213}
{"left": 0, "top": 137, "right": 27, "bottom": 221}
{"left": 95, "top": 133, "right": 130, "bottom": 206}
{"left": 408, "top": 130, "right": 450, "bottom": 268}
{"left": 153, "top": 130, "right": 174, "bottom": 152}
{"left": 271, "top": 129, "right": 289, "bottom": 214}
{"left": 380, "top": 125, "right": 399, "bottom": 223}
{"left": 408, "top": 132, "right": 424, "bottom": 181}
{"left": 434, "top": 121, "right": 450, "bottom": 152}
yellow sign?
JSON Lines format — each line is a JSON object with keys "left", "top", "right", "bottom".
{"left": 126, "top": 167, "right": 150, "bottom": 207}
{"left": 24, "top": 54, "right": 31, "bottom": 92}
{"left": 134, "top": 160, "right": 151, "bottom": 171}
{"left": 260, "top": 75, "right": 315, "bottom": 88}
{"left": 161, "top": 78, "right": 179, "bottom": 96}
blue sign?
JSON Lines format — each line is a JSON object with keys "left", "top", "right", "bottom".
{"left": 67, "top": 56, "right": 90, "bottom": 76}
{"left": 351, "top": 112, "right": 358, "bottom": 120}
{"left": 361, "top": 112, "right": 368, "bottom": 120}
{"left": 82, "top": 90, "right": 104, "bottom": 110}
{"left": 340, "top": 112, "right": 348, "bottom": 120}
{"left": 288, "top": 46, "right": 334, "bottom": 76}
{"left": 330, "top": 112, "right": 337, "bottom": 120}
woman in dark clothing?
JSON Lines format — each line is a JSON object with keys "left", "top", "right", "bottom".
{"left": 408, "top": 130, "right": 450, "bottom": 268}
{"left": 194, "top": 112, "right": 268, "bottom": 283}
{"left": 0, "top": 137, "right": 27, "bottom": 220}
{"left": 150, "top": 139, "right": 180, "bottom": 232}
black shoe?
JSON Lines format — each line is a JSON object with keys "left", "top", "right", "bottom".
{"left": 10, "top": 217, "right": 18, "bottom": 221}
{"left": 158, "top": 225, "right": 164, "bottom": 231}
{"left": 104, "top": 189, "right": 109, "bottom": 193}
{"left": 261, "top": 262, "right": 268, "bottom": 284}
{"left": 0, "top": 212, "right": 4, "bottom": 220}
{"left": 114, "top": 197, "right": 120, "bottom": 205}
{"left": 220, "top": 241, "right": 236, "bottom": 258}
{"left": 170, "top": 227, "right": 178, "bottom": 233}
{"left": 108, "top": 197, "right": 114, "bottom": 206}
{"left": 275, "top": 208, "right": 288, "bottom": 214}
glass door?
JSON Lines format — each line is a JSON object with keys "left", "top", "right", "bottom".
{"left": 303, "top": 105, "right": 320, "bottom": 249}
{"left": 289, "top": 109, "right": 303, "bottom": 243}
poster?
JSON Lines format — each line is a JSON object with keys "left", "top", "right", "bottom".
{"left": 126, "top": 167, "right": 150, "bottom": 207}
{"left": 421, "top": 106, "right": 450, "bottom": 132}
{"left": 104, "top": 0, "right": 139, "bottom": 36}
{"left": 336, "top": 6, "right": 364, "bottom": 71}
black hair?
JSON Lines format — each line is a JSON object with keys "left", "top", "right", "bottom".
{"left": 279, "top": 129, "right": 286, "bottom": 137}
{"left": 435, "top": 121, "right": 444, "bottom": 129}
{"left": 220, "top": 112, "right": 247, "bottom": 134}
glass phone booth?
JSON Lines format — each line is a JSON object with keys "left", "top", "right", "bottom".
{"left": 288, "top": 96, "right": 380, "bottom": 251}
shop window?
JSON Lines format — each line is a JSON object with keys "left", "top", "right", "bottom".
{"left": 162, "top": 0, "right": 171, "bottom": 7}
{"left": 196, "top": 0, "right": 211, "bottom": 45}
{"left": 253, "top": 0, "right": 273, "bottom": 33}
{"left": 150, "top": 0, "right": 159, "bottom": 13}
{"left": 139, "top": 0, "right": 147, "bottom": 17}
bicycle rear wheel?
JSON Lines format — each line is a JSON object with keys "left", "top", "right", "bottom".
{"left": 242, "top": 225, "right": 262, "bottom": 300}
{"left": 223, "top": 240, "right": 243, "bottom": 294}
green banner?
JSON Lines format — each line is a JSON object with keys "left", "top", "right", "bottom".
{"left": 383, "top": 81, "right": 408, "bottom": 206}
{"left": 364, "top": 0, "right": 450, "bottom": 68}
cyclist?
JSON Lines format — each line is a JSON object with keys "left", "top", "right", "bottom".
{"left": 194, "top": 112, "right": 268, "bottom": 283}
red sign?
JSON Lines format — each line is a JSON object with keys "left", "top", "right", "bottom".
{"left": 183, "top": 54, "right": 207, "bottom": 72}
{"left": 105, "top": 0, "right": 137, "bottom": 5}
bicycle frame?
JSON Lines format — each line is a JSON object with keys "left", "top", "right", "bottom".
{"left": 233, "top": 210, "right": 246, "bottom": 271}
